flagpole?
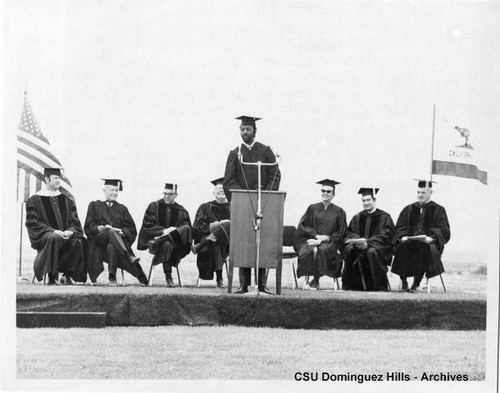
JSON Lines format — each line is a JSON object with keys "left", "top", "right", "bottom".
{"left": 430, "top": 103, "right": 436, "bottom": 182}
{"left": 18, "top": 202, "right": 25, "bottom": 276}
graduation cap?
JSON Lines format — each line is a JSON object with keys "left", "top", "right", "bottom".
{"left": 414, "top": 179, "right": 436, "bottom": 189}
{"left": 211, "top": 177, "right": 225, "bottom": 186}
{"left": 316, "top": 179, "right": 341, "bottom": 188}
{"left": 236, "top": 115, "right": 261, "bottom": 128}
{"left": 101, "top": 178, "right": 123, "bottom": 191}
{"left": 44, "top": 167, "right": 63, "bottom": 177}
{"left": 358, "top": 187, "right": 379, "bottom": 197}
{"left": 164, "top": 183, "right": 178, "bottom": 193}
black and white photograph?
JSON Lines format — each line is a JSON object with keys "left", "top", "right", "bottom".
{"left": 1, "top": 1, "right": 499, "bottom": 392}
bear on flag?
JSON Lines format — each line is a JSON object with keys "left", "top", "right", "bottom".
{"left": 432, "top": 123, "right": 488, "bottom": 185}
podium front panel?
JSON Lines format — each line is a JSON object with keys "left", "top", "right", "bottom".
{"left": 229, "top": 190, "right": 285, "bottom": 269}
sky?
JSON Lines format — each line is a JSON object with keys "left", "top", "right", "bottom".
{"left": 2, "top": 0, "right": 499, "bottom": 259}
{"left": 1, "top": 1, "right": 499, "bottom": 390}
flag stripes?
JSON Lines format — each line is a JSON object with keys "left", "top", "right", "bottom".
{"left": 16, "top": 92, "right": 74, "bottom": 201}
{"left": 432, "top": 160, "right": 488, "bottom": 185}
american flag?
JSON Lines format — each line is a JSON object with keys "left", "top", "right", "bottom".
{"left": 17, "top": 91, "right": 74, "bottom": 201}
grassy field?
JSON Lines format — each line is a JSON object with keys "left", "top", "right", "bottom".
{"left": 17, "top": 326, "right": 485, "bottom": 380}
{"left": 16, "top": 247, "right": 489, "bottom": 383}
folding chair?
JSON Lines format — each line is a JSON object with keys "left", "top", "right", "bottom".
{"left": 304, "top": 248, "right": 342, "bottom": 290}
{"left": 147, "top": 257, "right": 182, "bottom": 287}
{"left": 282, "top": 225, "right": 299, "bottom": 289}
{"left": 422, "top": 274, "right": 447, "bottom": 293}
{"left": 196, "top": 259, "right": 229, "bottom": 287}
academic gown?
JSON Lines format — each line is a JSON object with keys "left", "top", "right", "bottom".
{"left": 223, "top": 141, "right": 280, "bottom": 287}
{"left": 138, "top": 200, "right": 192, "bottom": 268}
{"left": 25, "top": 193, "right": 86, "bottom": 282}
{"left": 84, "top": 200, "right": 140, "bottom": 282}
{"left": 342, "top": 209, "right": 395, "bottom": 291}
{"left": 391, "top": 200, "right": 450, "bottom": 278}
{"left": 192, "top": 200, "right": 230, "bottom": 280}
{"left": 223, "top": 141, "right": 281, "bottom": 201}
{"left": 294, "top": 202, "right": 347, "bottom": 279}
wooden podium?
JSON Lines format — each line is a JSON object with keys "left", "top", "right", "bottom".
{"left": 228, "top": 190, "right": 286, "bottom": 294}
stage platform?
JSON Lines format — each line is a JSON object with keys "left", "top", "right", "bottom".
{"left": 16, "top": 283, "right": 486, "bottom": 330}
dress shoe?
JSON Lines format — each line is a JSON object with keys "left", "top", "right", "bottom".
{"left": 108, "top": 279, "right": 118, "bottom": 287}
{"left": 129, "top": 255, "right": 140, "bottom": 264}
{"left": 165, "top": 273, "right": 175, "bottom": 288}
{"left": 258, "top": 286, "right": 272, "bottom": 295}
{"left": 216, "top": 278, "right": 224, "bottom": 288}
{"left": 306, "top": 279, "right": 319, "bottom": 290}
{"left": 235, "top": 286, "right": 248, "bottom": 294}
{"left": 399, "top": 281, "right": 409, "bottom": 292}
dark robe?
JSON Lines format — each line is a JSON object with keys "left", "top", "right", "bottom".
{"left": 342, "top": 209, "right": 395, "bottom": 291}
{"left": 391, "top": 200, "right": 450, "bottom": 279}
{"left": 138, "top": 200, "right": 192, "bottom": 271}
{"left": 223, "top": 141, "right": 281, "bottom": 201}
{"left": 223, "top": 141, "right": 281, "bottom": 287}
{"left": 294, "top": 202, "right": 347, "bottom": 279}
{"left": 192, "top": 200, "right": 230, "bottom": 280}
{"left": 25, "top": 193, "right": 86, "bottom": 282}
{"left": 84, "top": 200, "right": 146, "bottom": 283}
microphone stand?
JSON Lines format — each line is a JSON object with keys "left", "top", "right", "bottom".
{"left": 238, "top": 153, "right": 279, "bottom": 294}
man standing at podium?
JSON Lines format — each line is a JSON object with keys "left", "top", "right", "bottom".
{"left": 223, "top": 115, "right": 281, "bottom": 294}
{"left": 294, "top": 179, "right": 347, "bottom": 290}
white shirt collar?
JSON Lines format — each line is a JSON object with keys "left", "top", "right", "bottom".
{"left": 242, "top": 141, "right": 256, "bottom": 150}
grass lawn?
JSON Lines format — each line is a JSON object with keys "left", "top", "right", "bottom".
{"left": 17, "top": 326, "right": 485, "bottom": 380}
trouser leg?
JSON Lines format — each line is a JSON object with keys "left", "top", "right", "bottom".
{"left": 239, "top": 268, "right": 251, "bottom": 286}
{"left": 400, "top": 276, "right": 409, "bottom": 290}
{"left": 106, "top": 229, "right": 129, "bottom": 259}
{"left": 257, "top": 268, "right": 267, "bottom": 287}
{"left": 106, "top": 243, "right": 118, "bottom": 279}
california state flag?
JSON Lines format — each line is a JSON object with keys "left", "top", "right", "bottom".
{"left": 432, "top": 122, "right": 488, "bottom": 185}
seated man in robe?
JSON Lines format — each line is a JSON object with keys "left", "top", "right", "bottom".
{"left": 138, "top": 183, "right": 192, "bottom": 287}
{"left": 391, "top": 180, "right": 451, "bottom": 293}
{"left": 25, "top": 167, "right": 86, "bottom": 285}
{"left": 294, "top": 179, "right": 347, "bottom": 290}
{"left": 342, "top": 188, "right": 395, "bottom": 291}
{"left": 191, "top": 177, "right": 230, "bottom": 288}
{"left": 84, "top": 179, "right": 148, "bottom": 286}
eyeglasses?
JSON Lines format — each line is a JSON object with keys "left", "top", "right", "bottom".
{"left": 163, "top": 192, "right": 177, "bottom": 196}
{"left": 321, "top": 189, "right": 333, "bottom": 194}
